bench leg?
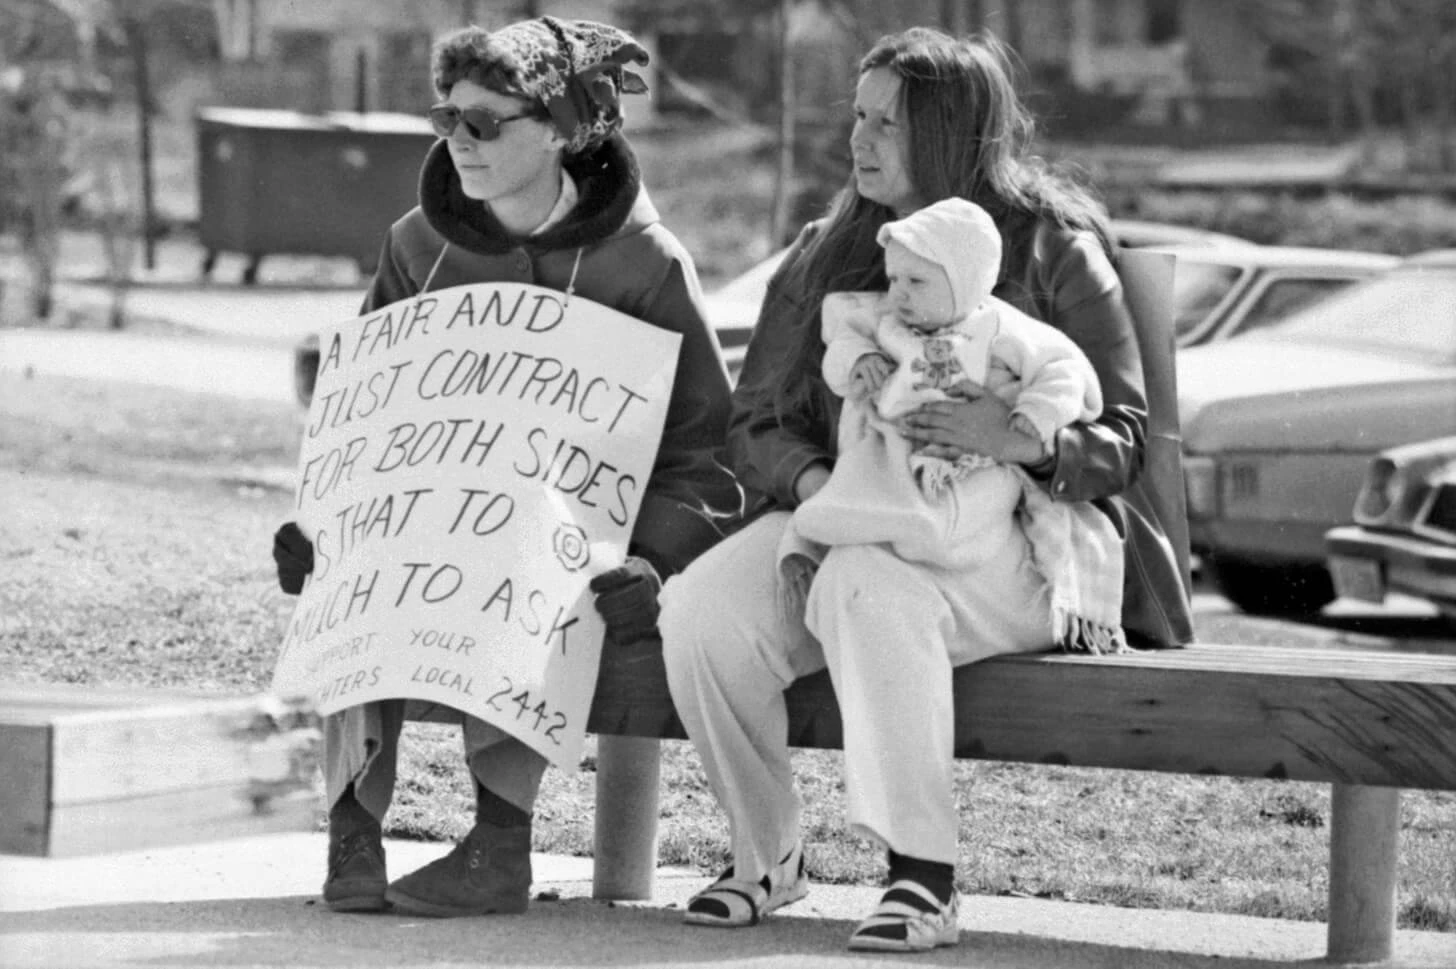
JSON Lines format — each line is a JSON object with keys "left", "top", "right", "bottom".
{"left": 1327, "top": 783, "right": 1400, "bottom": 965}
{"left": 591, "top": 735, "right": 661, "bottom": 900}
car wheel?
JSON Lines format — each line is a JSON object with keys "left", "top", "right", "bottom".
{"left": 1207, "top": 556, "right": 1336, "bottom": 616}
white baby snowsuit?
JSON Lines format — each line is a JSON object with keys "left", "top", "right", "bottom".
{"left": 789, "top": 289, "right": 1102, "bottom": 570}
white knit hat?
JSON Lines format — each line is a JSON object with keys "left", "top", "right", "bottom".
{"left": 876, "top": 197, "right": 1001, "bottom": 320}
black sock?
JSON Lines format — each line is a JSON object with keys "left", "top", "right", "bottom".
{"left": 887, "top": 850, "right": 954, "bottom": 905}
{"left": 475, "top": 782, "right": 531, "bottom": 828}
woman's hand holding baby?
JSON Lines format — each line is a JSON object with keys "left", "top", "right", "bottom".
{"left": 899, "top": 381, "right": 1049, "bottom": 466}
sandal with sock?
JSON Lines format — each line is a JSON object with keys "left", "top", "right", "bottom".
{"left": 683, "top": 842, "right": 809, "bottom": 927}
{"left": 848, "top": 878, "right": 960, "bottom": 952}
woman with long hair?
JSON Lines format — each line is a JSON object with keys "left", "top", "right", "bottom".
{"left": 658, "top": 26, "right": 1193, "bottom": 952}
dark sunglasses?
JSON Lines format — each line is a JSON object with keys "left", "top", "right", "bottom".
{"left": 427, "top": 103, "right": 538, "bottom": 141}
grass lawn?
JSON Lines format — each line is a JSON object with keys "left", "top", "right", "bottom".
{"left": 2, "top": 369, "right": 1453, "bottom": 932}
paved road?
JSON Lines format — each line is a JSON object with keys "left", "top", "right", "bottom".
{"left": 1, "top": 327, "right": 297, "bottom": 402}
{"left": 57, "top": 279, "right": 363, "bottom": 346}
{"left": 0, "top": 274, "right": 346, "bottom": 404}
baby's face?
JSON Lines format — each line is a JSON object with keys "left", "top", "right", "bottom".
{"left": 884, "top": 240, "right": 956, "bottom": 331}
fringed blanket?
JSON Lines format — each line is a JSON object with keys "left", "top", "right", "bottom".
{"left": 776, "top": 468, "right": 1129, "bottom": 654}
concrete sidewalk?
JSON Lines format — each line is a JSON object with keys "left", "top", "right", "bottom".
{"left": 3, "top": 833, "right": 1453, "bottom": 969}
{"left": 0, "top": 260, "right": 360, "bottom": 406}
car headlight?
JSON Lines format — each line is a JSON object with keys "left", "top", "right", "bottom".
{"left": 1353, "top": 456, "right": 1401, "bottom": 524}
{"left": 1184, "top": 455, "right": 1218, "bottom": 519}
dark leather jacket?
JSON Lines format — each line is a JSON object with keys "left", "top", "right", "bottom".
{"left": 728, "top": 219, "right": 1195, "bottom": 648}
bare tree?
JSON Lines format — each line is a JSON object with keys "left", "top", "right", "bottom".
{"left": 769, "top": 0, "right": 796, "bottom": 245}
{"left": 1, "top": 0, "right": 219, "bottom": 326}
{"left": 1372, "top": 0, "right": 1456, "bottom": 171}
{"left": 1240, "top": 0, "right": 1456, "bottom": 173}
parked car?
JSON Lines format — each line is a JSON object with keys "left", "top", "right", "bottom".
{"left": 1156, "top": 245, "right": 1397, "bottom": 348}
{"left": 1110, "top": 218, "right": 1255, "bottom": 251}
{"left": 1178, "top": 249, "right": 1456, "bottom": 616}
{"left": 1325, "top": 436, "right": 1456, "bottom": 625}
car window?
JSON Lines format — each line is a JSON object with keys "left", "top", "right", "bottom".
{"left": 1264, "top": 270, "right": 1456, "bottom": 361}
{"left": 1234, "top": 278, "right": 1354, "bottom": 335}
{"left": 1172, "top": 261, "right": 1242, "bottom": 340}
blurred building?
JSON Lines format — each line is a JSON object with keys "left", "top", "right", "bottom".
{"left": 201, "top": 0, "right": 1279, "bottom": 136}
{"left": 1009, "top": 0, "right": 1271, "bottom": 131}
{"left": 642, "top": 0, "right": 1274, "bottom": 138}
{"left": 212, "top": 0, "right": 625, "bottom": 115}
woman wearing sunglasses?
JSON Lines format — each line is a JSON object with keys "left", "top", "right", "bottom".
{"left": 270, "top": 17, "right": 739, "bottom": 918}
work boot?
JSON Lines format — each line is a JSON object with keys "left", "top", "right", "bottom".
{"left": 384, "top": 820, "right": 532, "bottom": 917}
{"left": 322, "top": 789, "right": 387, "bottom": 912}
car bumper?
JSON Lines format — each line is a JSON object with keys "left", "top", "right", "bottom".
{"left": 1325, "top": 525, "right": 1456, "bottom": 607}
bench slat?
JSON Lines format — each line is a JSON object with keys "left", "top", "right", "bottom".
{"left": 585, "top": 641, "right": 1456, "bottom": 791}
{"left": 1048, "top": 641, "right": 1456, "bottom": 680}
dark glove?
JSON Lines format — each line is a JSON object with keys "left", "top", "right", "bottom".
{"left": 272, "top": 521, "right": 314, "bottom": 595}
{"left": 588, "top": 557, "right": 662, "bottom": 646}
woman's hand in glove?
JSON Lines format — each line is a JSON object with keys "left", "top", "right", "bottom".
{"left": 588, "top": 557, "right": 662, "bottom": 646}
{"left": 272, "top": 522, "right": 314, "bottom": 595}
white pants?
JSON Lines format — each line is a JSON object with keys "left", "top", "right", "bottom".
{"left": 660, "top": 511, "right": 1051, "bottom": 876}
{"left": 324, "top": 701, "right": 546, "bottom": 822}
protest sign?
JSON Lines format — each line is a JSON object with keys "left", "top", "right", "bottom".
{"left": 271, "top": 282, "right": 681, "bottom": 770}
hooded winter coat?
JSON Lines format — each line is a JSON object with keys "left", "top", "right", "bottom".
{"left": 360, "top": 133, "right": 740, "bottom": 571}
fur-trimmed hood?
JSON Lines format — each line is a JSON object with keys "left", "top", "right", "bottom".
{"left": 417, "top": 131, "right": 655, "bottom": 255}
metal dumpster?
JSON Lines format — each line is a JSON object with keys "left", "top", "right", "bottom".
{"left": 196, "top": 107, "right": 435, "bottom": 282}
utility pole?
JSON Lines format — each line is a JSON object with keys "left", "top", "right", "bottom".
{"left": 124, "top": 15, "right": 157, "bottom": 271}
{"left": 769, "top": 0, "right": 795, "bottom": 247}
{"left": 941, "top": 0, "right": 976, "bottom": 34}
{"left": 355, "top": 47, "right": 368, "bottom": 113}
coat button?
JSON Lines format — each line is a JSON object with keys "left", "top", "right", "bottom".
{"left": 1055, "top": 481, "right": 1068, "bottom": 494}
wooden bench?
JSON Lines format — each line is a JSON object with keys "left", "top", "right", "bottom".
{"left": 579, "top": 635, "right": 1456, "bottom": 965}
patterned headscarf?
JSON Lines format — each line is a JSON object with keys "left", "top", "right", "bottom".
{"left": 490, "top": 17, "right": 649, "bottom": 154}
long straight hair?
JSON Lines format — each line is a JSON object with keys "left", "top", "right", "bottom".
{"left": 771, "top": 27, "right": 1111, "bottom": 426}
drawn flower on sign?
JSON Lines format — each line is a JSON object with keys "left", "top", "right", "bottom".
{"left": 552, "top": 523, "right": 590, "bottom": 573}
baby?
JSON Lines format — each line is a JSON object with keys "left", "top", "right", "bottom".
{"left": 782, "top": 197, "right": 1127, "bottom": 650}
{"left": 830, "top": 196, "right": 1099, "bottom": 493}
